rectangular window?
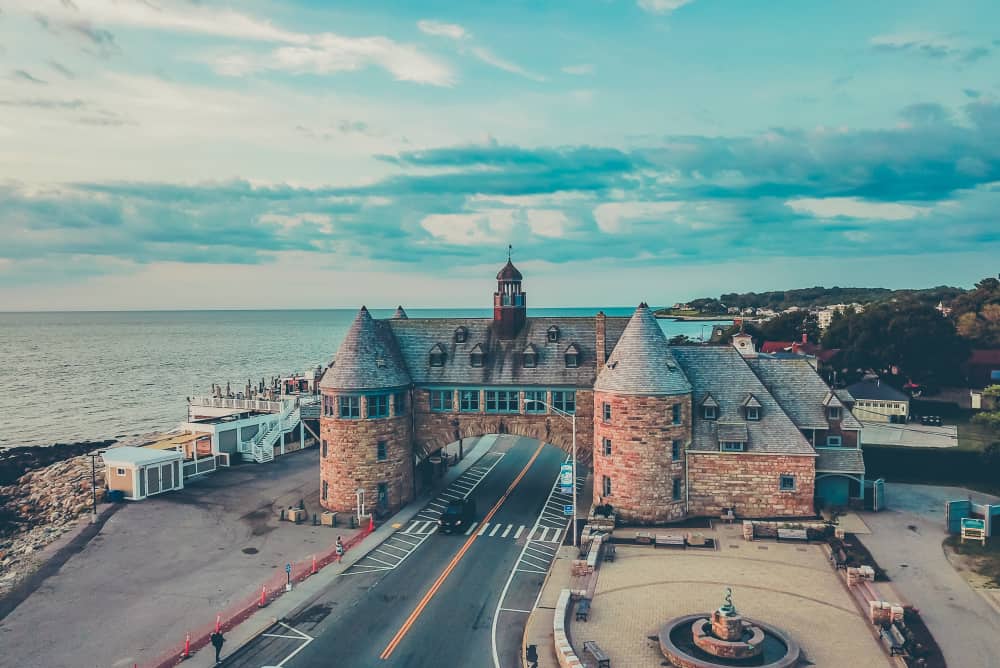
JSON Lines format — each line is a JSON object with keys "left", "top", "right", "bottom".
{"left": 552, "top": 390, "right": 576, "bottom": 415}
{"left": 430, "top": 390, "right": 453, "bottom": 412}
{"left": 322, "top": 480, "right": 328, "bottom": 500}
{"left": 602, "top": 437, "right": 612, "bottom": 456}
{"left": 525, "top": 390, "right": 546, "bottom": 413}
{"left": 393, "top": 392, "right": 406, "bottom": 415}
{"left": 485, "top": 390, "right": 519, "bottom": 413}
{"left": 339, "top": 395, "right": 360, "bottom": 419}
{"left": 672, "top": 440, "right": 681, "bottom": 461}
{"left": 116, "top": 467, "right": 126, "bottom": 477}
{"left": 828, "top": 406, "right": 842, "bottom": 420}
{"left": 377, "top": 482, "right": 388, "bottom": 508}
{"left": 377, "top": 440, "right": 387, "bottom": 461}
{"left": 321, "top": 440, "right": 328, "bottom": 458}
{"left": 746, "top": 406, "right": 760, "bottom": 421}
{"left": 779, "top": 475, "right": 796, "bottom": 491}
{"left": 602, "top": 475, "right": 612, "bottom": 497}
{"left": 826, "top": 435, "right": 843, "bottom": 447}
{"left": 602, "top": 402, "right": 612, "bottom": 422}
{"left": 721, "top": 441, "right": 745, "bottom": 452}
{"left": 672, "top": 478, "right": 682, "bottom": 501}
{"left": 460, "top": 389, "right": 480, "bottom": 412}
{"left": 367, "top": 394, "right": 389, "bottom": 418}
{"left": 703, "top": 406, "right": 717, "bottom": 420}
{"left": 672, "top": 403, "right": 682, "bottom": 425}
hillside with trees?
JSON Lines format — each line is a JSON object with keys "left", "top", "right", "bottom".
{"left": 949, "top": 276, "right": 1000, "bottom": 347}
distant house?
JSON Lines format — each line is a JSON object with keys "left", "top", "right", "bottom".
{"left": 965, "top": 349, "right": 1000, "bottom": 389}
{"left": 760, "top": 336, "right": 841, "bottom": 372}
{"left": 845, "top": 379, "right": 910, "bottom": 423}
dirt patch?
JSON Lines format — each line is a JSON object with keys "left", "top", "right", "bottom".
{"left": 241, "top": 507, "right": 276, "bottom": 537}
{"left": 943, "top": 535, "right": 1000, "bottom": 588}
{"left": 287, "top": 603, "right": 332, "bottom": 625}
{"left": 900, "top": 608, "right": 946, "bottom": 668}
{"left": 241, "top": 547, "right": 258, "bottom": 555}
{"left": 837, "top": 533, "right": 890, "bottom": 581}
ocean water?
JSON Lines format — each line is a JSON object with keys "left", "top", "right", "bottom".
{"left": 0, "top": 309, "right": 728, "bottom": 448}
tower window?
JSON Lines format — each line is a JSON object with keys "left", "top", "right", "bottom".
{"left": 672, "top": 403, "right": 682, "bottom": 425}
{"left": 377, "top": 440, "right": 387, "bottom": 461}
{"left": 366, "top": 394, "right": 389, "bottom": 418}
{"left": 602, "top": 437, "right": 612, "bottom": 456}
{"left": 393, "top": 392, "right": 406, "bottom": 415}
{"left": 547, "top": 326, "right": 560, "bottom": 342}
{"left": 672, "top": 478, "right": 682, "bottom": 501}
{"left": 322, "top": 439, "right": 328, "bottom": 458}
{"left": 602, "top": 475, "right": 612, "bottom": 497}
{"left": 322, "top": 480, "right": 328, "bottom": 500}
{"left": 338, "top": 396, "right": 360, "bottom": 419}
{"left": 672, "top": 440, "right": 681, "bottom": 461}
{"left": 602, "top": 402, "right": 611, "bottom": 422}
{"left": 454, "top": 326, "right": 467, "bottom": 343}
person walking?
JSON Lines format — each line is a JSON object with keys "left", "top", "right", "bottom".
{"left": 335, "top": 536, "right": 345, "bottom": 561}
{"left": 210, "top": 631, "right": 225, "bottom": 664}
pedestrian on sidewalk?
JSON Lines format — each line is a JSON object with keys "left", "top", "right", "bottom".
{"left": 210, "top": 631, "right": 225, "bottom": 664}
{"left": 335, "top": 536, "right": 345, "bottom": 560}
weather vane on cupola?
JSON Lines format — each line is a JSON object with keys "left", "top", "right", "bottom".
{"left": 508, "top": 243, "right": 512, "bottom": 261}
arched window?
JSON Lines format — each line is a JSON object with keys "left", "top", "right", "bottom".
{"left": 547, "top": 325, "right": 560, "bottom": 343}
{"left": 564, "top": 343, "right": 580, "bottom": 368}
{"left": 523, "top": 344, "right": 538, "bottom": 368}
{"left": 429, "top": 343, "right": 446, "bottom": 367}
{"left": 469, "top": 343, "right": 485, "bottom": 367}
{"left": 454, "top": 326, "right": 467, "bottom": 343}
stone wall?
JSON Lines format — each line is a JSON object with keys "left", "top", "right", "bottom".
{"left": 592, "top": 392, "right": 691, "bottom": 524}
{"left": 687, "top": 452, "right": 815, "bottom": 518}
{"left": 413, "top": 388, "right": 594, "bottom": 463}
{"left": 320, "top": 392, "right": 413, "bottom": 515}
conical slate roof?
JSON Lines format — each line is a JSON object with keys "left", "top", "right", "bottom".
{"left": 320, "top": 306, "right": 411, "bottom": 391}
{"left": 497, "top": 259, "right": 522, "bottom": 281}
{"left": 393, "top": 305, "right": 409, "bottom": 319}
{"left": 594, "top": 303, "right": 691, "bottom": 395}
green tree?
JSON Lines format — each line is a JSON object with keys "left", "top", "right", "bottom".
{"left": 756, "top": 311, "right": 821, "bottom": 343}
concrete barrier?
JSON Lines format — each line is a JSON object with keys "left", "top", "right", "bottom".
{"left": 553, "top": 589, "right": 584, "bottom": 668}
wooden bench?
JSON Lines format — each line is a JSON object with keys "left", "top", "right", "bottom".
{"left": 776, "top": 528, "right": 808, "bottom": 542}
{"left": 831, "top": 547, "right": 848, "bottom": 569}
{"left": 575, "top": 598, "right": 592, "bottom": 622}
{"left": 655, "top": 533, "right": 686, "bottom": 549}
{"left": 583, "top": 640, "right": 610, "bottom": 668}
{"left": 879, "top": 625, "right": 907, "bottom": 657}
{"left": 604, "top": 543, "right": 616, "bottom": 562}
{"left": 634, "top": 531, "right": 653, "bottom": 545}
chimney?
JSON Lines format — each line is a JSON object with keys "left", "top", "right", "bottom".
{"left": 802, "top": 332, "right": 808, "bottom": 344}
{"left": 596, "top": 311, "right": 607, "bottom": 366}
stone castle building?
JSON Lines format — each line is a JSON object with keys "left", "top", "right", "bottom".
{"left": 319, "top": 259, "right": 865, "bottom": 523}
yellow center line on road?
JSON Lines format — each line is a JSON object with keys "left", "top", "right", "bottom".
{"left": 379, "top": 440, "right": 546, "bottom": 660}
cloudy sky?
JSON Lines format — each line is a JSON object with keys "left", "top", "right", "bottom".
{"left": 1, "top": 0, "right": 998, "bottom": 310}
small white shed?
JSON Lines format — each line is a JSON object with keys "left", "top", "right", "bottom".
{"left": 102, "top": 447, "right": 184, "bottom": 500}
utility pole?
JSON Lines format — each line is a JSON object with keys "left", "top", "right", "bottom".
{"left": 87, "top": 452, "right": 101, "bottom": 523}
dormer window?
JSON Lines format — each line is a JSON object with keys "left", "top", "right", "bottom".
{"left": 828, "top": 406, "right": 842, "bottom": 421}
{"left": 454, "top": 326, "right": 467, "bottom": 344}
{"left": 703, "top": 406, "right": 717, "bottom": 420}
{"left": 547, "top": 325, "right": 560, "bottom": 343}
{"left": 469, "top": 343, "right": 484, "bottom": 368}
{"left": 564, "top": 343, "right": 580, "bottom": 368}
{"left": 429, "top": 343, "right": 446, "bottom": 367}
{"left": 523, "top": 344, "right": 537, "bottom": 368}
{"left": 721, "top": 441, "right": 745, "bottom": 452}
{"left": 742, "top": 394, "right": 762, "bottom": 421}
{"left": 746, "top": 407, "right": 760, "bottom": 421}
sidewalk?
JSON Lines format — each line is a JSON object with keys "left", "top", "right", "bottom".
{"left": 186, "top": 435, "right": 499, "bottom": 667}
{"left": 522, "top": 545, "right": 576, "bottom": 668}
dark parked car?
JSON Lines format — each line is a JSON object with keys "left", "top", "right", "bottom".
{"left": 439, "top": 498, "right": 476, "bottom": 534}
{"left": 919, "top": 415, "right": 942, "bottom": 426}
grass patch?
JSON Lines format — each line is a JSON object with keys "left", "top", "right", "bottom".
{"left": 956, "top": 417, "right": 1000, "bottom": 452}
{"left": 944, "top": 535, "right": 1000, "bottom": 587}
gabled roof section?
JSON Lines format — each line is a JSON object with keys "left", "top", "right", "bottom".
{"left": 564, "top": 342, "right": 580, "bottom": 355}
{"left": 429, "top": 343, "right": 447, "bottom": 355}
{"left": 816, "top": 448, "right": 865, "bottom": 475}
{"left": 393, "top": 305, "right": 408, "bottom": 320}
{"left": 469, "top": 342, "right": 485, "bottom": 354}
{"left": 700, "top": 393, "right": 719, "bottom": 408}
{"left": 846, "top": 379, "right": 910, "bottom": 402}
{"left": 321, "top": 306, "right": 411, "bottom": 391}
{"left": 670, "top": 346, "right": 814, "bottom": 456}
{"left": 745, "top": 356, "right": 863, "bottom": 431}
{"left": 594, "top": 303, "right": 692, "bottom": 395}
{"left": 523, "top": 343, "right": 538, "bottom": 355}
{"left": 742, "top": 394, "right": 763, "bottom": 408}
{"left": 822, "top": 391, "right": 844, "bottom": 408}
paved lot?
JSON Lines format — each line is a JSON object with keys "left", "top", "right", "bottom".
{"left": 861, "top": 421, "right": 958, "bottom": 448}
{"left": 0, "top": 447, "right": 364, "bottom": 668}
{"left": 861, "top": 483, "right": 1000, "bottom": 667}
{"left": 576, "top": 524, "right": 889, "bottom": 668}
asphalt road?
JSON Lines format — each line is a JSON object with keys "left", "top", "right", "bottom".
{"left": 221, "top": 435, "right": 568, "bottom": 668}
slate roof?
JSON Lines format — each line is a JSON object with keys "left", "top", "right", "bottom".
{"left": 746, "top": 357, "right": 863, "bottom": 431}
{"left": 320, "top": 307, "right": 412, "bottom": 391}
{"left": 386, "top": 316, "right": 628, "bottom": 386}
{"left": 718, "top": 423, "right": 749, "bottom": 443}
{"left": 670, "top": 346, "right": 815, "bottom": 456}
{"left": 497, "top": 259, "right": 523, "bottom": 281}
{"left": 816, "top": 448, "right": 865, "bottom": 475}
{"left": 846, "top": 379, "right": 910, "bottom": 403}
{"left": 594, "top": 304, "right": 692, "bottom": 395}
{"left": 393, "top": 306, "right": 408, "bottom": 319}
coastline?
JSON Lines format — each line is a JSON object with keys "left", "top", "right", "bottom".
{"left": 654, "top": 314, "right": 734, "bottom": 322}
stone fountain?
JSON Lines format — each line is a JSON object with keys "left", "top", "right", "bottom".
{"left": 658, "top": 588, "right": 801, "bottom": 667}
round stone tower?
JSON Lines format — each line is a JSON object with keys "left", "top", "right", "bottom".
{"left": 319, "top": 306, "right": 413, "bottom": 517}
{"left": 593, "top": 303, "right": 692, "bottom": 524}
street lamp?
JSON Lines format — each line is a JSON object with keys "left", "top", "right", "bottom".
{"left": 523, "top": 399, "right": 577, "bottom": 547}
{"left": 87, "top": 451, "right": 106, "bottom": 523}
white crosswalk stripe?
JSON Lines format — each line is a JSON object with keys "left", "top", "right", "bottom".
{"left": 464, "top": 521, "right": 479, "bottom": 536}
{"left": 477, "top": 522, "right": 490, "bottom": 536}
{"left": 489, "top": 524, "right": 501, "bottom": 537}
{"left": 515, "top": 525, "right": 525, "bottom": 539}
{"left": 501, "top": 524, "right": 512, "bottom": 538}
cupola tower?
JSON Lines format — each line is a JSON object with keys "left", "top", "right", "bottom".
{"left": 493, "top": 246, "right": 526, "bottom": 339}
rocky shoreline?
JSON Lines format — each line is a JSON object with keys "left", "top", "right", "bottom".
{"left": 0, "top": 440, "right": 116, "bottom": 598}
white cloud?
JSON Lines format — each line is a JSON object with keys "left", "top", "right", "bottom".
{"left": 525, "top": 209, "right": 569, "bottom": 238}
{"left": 469, "top": 192, "right": 591, "bottom": 207}
{"left": 562, "top": 64, "right": 594, "bottom": 76}
{"left": 421, "top": 210, "right": 517, "bottom": 245}
{"left": 637, "top": 0, "right": 696, "bottom": 15}
{"left": 785, "top": 197, "right": 931, "bottom": 221}
{"left": 470, "top": 47, "right": 545, "bottom": 82}
{"left": 593, "top": 201, "right": 683, "bottom": 233}
{"left": 417, "top": 20, "right": 468, "bottom": 41}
